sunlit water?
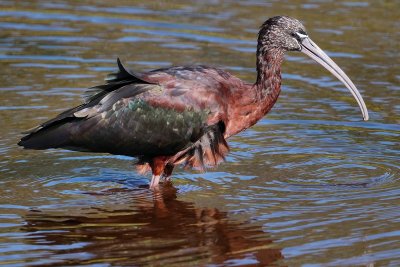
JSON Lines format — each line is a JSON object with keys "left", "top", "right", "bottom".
{"left": 0, "top": 1, "right": 399, "bottom": 266}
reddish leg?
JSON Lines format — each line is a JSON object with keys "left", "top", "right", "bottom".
{"left": 149, "top": 157, "right": 166, "bottom": 189}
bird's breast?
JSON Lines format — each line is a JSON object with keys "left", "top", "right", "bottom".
{"left": 225, "top": 86, "right": 281, "bottom": 138}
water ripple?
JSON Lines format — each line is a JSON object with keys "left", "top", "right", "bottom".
{"left": 0, "top": 1, "right": 399, "bottom": 266}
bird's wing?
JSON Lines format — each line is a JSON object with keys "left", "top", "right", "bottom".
{"left": 83, "top": 58, "right": 154, "bottom": 102}
{"left": 22, "top": 58, "right": 151, "bottom": 135}
{"left": 19, "top": 59, "right": 230, "bottom": 165}
{"left": 63, "top": 84, "right": 212, "bottom": 157}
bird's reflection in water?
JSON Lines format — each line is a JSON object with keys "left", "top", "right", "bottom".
{"left": 23, "top": 184, "right": 282, "bottom": 266}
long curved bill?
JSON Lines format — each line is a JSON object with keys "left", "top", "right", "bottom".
{"left": 300, "top": 37, "right": 369, "bottom": 121}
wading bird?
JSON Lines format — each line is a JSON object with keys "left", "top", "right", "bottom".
{"left": 19, "top": 16, "right": 369, "bottom": 189}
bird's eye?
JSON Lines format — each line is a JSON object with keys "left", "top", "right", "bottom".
{"left": 295, "top": 32, "right": 308, "bottom": 40}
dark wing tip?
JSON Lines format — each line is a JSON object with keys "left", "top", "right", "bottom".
{"left": 116, "top": 57, "right": 125, "bottom": 73}
{"left": 17, "top": 138, "right": 32, "bottom": 148}
{"left": 106, "top": 58, "right": 143, "bottom": 82}
{"left": 106, "top": 57, "right": 127, "bottom": 81}
{"left": 84, "top": 58, "right": 154, "bottom": 103}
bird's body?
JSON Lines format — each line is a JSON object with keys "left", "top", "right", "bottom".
{"left": 18, "top": 16, "right": 368, "bottom": 188}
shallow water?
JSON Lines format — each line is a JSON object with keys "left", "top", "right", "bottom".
{"left": 0, "top": 0, "right": 399, "bottom": 266}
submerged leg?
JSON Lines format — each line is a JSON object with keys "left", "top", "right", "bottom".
{"left": 149, "top": 156, "right": 166, "bottom": 189}
{"left": 150, "top": 175, "right": 161, "bottom": 189}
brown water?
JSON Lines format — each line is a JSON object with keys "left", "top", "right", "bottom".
{"left": 0, "top": 1, "right": 399, "bottom": 266}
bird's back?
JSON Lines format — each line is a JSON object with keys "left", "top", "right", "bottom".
{"left": 18, "top": 60, "right": 242, "bottom": 166}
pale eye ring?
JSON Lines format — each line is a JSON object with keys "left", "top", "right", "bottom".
{"left": 295, "top": 32, "right": 308, "bottom": 40}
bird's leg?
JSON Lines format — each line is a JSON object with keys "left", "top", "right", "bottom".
{"left": 149, "top": 175, "right": 161, "bottom": 189}
{"left": 149, "top": 156, "right": 166, "bottom": 189}
{"left": 162, "top": 164, "right": 174, "bottom": 182}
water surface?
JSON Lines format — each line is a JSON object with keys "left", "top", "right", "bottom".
{"left": 0, "top": 0, "right": 399, "bottom": 266}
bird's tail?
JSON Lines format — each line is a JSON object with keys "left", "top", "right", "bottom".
{"left": 18, "top": 122, "right": 72, "bottom": 150}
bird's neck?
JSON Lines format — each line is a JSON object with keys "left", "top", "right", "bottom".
{"left": 225, "top": 48, "right": 285, "bottom": 138}
{"left": 255, "top": 48, "right": 284, "bottom": 96}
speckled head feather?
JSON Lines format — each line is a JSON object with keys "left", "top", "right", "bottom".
{"left": 258, "top": 16, "right": 307, "bottom": 52}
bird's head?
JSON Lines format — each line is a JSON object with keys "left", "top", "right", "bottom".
{"left": 258, "top": 16, "right": 306, "bottom": 52}
{"left": 258, "top": 16, "right": 369, "bottom": 121}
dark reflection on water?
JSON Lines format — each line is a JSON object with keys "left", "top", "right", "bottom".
{"left": 22, "top": 185, "right": 282, "bottom": 266}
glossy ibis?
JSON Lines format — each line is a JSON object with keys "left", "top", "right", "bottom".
{"left": 18, "top": 16, "right": 369, "bottom": 189}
